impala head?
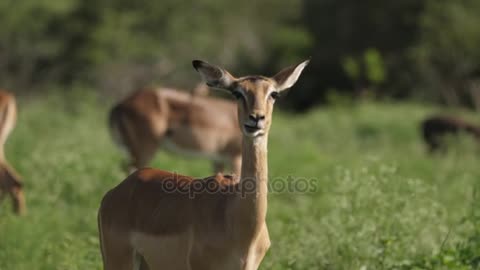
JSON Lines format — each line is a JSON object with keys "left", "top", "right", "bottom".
{"left": 193, "top": 60, "right": 309, "bottom": 138}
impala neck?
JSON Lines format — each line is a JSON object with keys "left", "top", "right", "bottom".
{"left": 235, "top": 135, "right": 269, "bottom": 233}
{"left": 240, "top": 136, "right": 268, "bottom": 187}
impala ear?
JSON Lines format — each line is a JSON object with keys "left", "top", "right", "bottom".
{"left": 192, "top": 60, "right": 236, "bottom": 91}
{"left": 272, "top": 60, "right": 310, "bottom": 92}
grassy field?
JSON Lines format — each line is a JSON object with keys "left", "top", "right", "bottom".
{"left": 0, "top": 91, "right": 479, "bottom": 269}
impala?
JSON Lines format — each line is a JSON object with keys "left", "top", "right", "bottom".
{"left": 109, "top": 83, "right": 241, "bottom": 174}
{"left": 422, "top": 115, "right": 480, "bottom": 152}
{"left": 0, "top": 90, "right": 25, "bottom": 215}
{"left": 98, "top": 59, "right": 309, "bottom": 270}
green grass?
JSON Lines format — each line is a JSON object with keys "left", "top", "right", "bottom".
{"left": 0, "top": 92, "right": 479, "bottom": 269}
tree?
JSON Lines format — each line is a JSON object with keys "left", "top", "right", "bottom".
{"left": 289, "top": 0, "right": 425, "bottom": 110}
{"left": 410, "top": 0, "right": 480, "bottom": 107}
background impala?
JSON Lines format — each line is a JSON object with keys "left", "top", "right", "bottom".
{"left": 109, "top": 85, "right": 242, "bottom": 175}
{"left": 0, "top": 90, "right": 25, "bottom": 215}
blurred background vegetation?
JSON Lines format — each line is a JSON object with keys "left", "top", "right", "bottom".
{"left": 2, "top": 0, "right": 480, "bottom": 110}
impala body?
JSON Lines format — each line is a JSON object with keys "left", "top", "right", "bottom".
{"left": 0, "top": 90, "right": 25, "bottom": 215}
{"left": 98, "top": 59, "right": 309, "bottom": 270}
{"left": 422, "top": 115, "right": 480, "bottom": 152}
{"left": 109, "top": 86, "right": 242, "bottom": 174}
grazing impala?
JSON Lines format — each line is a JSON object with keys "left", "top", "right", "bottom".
{"left": 109, "top": 83, "right": 242, "bottom": 174}
{"left": 0, "top": 90, "right": 25, "bottom": 215}
{"left": 98, "top": 59, "right": 309, "bottom": 270}
{"left": 422, "top": 115, "right": 480, "bottom": 152}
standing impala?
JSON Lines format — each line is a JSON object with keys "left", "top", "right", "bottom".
{"left": 0, "top": 90, "right": 25, "bottom": 215}
{"left": 98, "top": 59, "right": 309, "bottom": 270}
{"left": 109, "top": 84, "right": 242, "bottom": 174}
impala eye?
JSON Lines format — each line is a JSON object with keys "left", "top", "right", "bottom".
{"left": 232, "top": 91, "right": 243, "bottom": 100}
{"left": 270, "top": 91, "right": 279, "bottom": 100}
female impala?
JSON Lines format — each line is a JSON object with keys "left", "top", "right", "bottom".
{"left": 0, "top": 90, "right": 25, "bottom": 215}
{"left": 98, "top": 59, "right": 309, "bottom": 270}
{"left": 109, "top": 84, "right": 241, "bottom": 175}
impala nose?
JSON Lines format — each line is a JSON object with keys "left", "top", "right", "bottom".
{"left": 248, "top": 114, "right": 266, "bottom": 129}
{"left": 249, "top": 114, "right": 265, "bottom": 122}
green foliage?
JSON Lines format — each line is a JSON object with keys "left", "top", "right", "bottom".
{"left": 1, "top": 92, "right": 479, "bottom": 269}
{"left": 3, "top": 0, "right": 480, "bottom": 109}
{"left": 342, "top": 48, "right": 386, "bottom": 89}
{"left": 0, "top": 0, "right": 307, "bottom": 94}
{"left": 0, "top": 0, "right": 78, "bottom": 87}
{"left": 409, "top": 0, "right": 480, "bottom": 104}
{"left": 389, "top": 200, "right": 480, "bottom": 270}
{"left": 293, "top": 0, "right": 480, "bottom": 108}
{"left": 364, "top": 49, "right": 386, "bottom": 85}
{"left": 342, "top": 56, "right": 361, "bottom": 81}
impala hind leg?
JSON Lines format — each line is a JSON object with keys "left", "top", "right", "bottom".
{"left": 10, "top": 183, "right": 25, "bottom": 215}
{"left": 121, "top": 137, "right": 159, "bottom": 173}
{"left": 213, "top": 160, "right": 225, "bottom": 173}
{"left": 231, "top": 155, "right": 242, "bottom": 176}
{"left": 129, "top": 141, "right": 159, "bottom": 171}
{"left": 109, "top": 106, "right": 161, "bottom": 174}
{"left": 118, "top": 127, "right": 159, "bottom": 173}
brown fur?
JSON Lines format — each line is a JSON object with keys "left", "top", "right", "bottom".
{"left": 0, "top": 90, "right": 25, "bottom": 215}
{"left": 109, "top": 86, "right": 242, "bottom": 174}
{"left": 98, "top": 60, "right": 309, "bottom": 270}
{"left": 192, "top": 83, "right": 210, "bottom": 96}
{"left": 421, "top": 115, "right": 480, "bottom": 152}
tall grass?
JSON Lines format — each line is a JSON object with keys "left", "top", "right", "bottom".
{"left": 0, "top": 91, "right": 478, "bottom": 269}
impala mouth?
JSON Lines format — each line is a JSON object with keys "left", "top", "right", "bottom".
{"left": 243, "top": 124, "right": 264, "bottom": 136}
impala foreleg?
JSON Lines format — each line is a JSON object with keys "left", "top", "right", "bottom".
{"left": 1, "top": 163, "right": 25, "bottom": 215}
{"left": 10, "top": 183, "right": 25, "bottom": 215}
{"left": 99, "top": 226, "right": 136, "bottom": 269}
{"left": 244, "top": 226, "right": 270, "bottom": 270}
